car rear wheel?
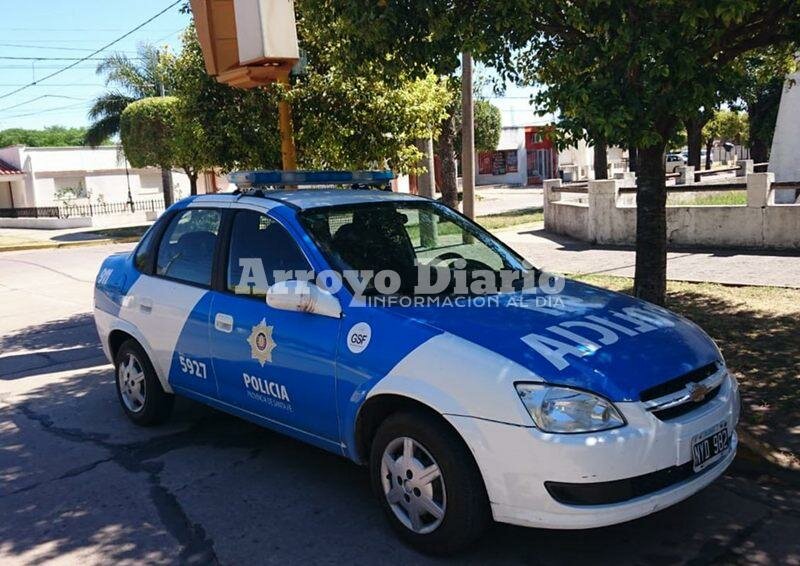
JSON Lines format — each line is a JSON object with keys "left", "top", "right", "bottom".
{"left": 114, "top": 339, "right": 173, "bottom": 426}
{"left": 370, "top": 411, "right": 490, "bottom": 554}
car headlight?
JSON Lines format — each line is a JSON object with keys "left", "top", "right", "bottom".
{"left": 515, "top": 383, "right": 625, "bottom": 433}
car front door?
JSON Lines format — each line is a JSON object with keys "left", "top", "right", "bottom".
{"left": 209, "top": 207, "right": 341, "bottom": 446}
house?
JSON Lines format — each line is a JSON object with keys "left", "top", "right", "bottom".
{"left": 0, "top": 145, "right": 224, "bottom": 228}
{"left": 476, "top": 124, "right": 627, "bottom": 186}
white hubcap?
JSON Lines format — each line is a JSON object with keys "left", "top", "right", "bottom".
{"left": 118, "top": 353, "right": 145, "bottom": 413}
{"left": 381, "top": 436, "right": 446, "bottom": 534}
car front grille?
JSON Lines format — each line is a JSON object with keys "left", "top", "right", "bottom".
{"left": 639, "top": 362, "right": 727, "bottom": 422}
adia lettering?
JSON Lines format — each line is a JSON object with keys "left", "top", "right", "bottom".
{"left": 521, "top": 305, "right": 676, "bottom": 370}
{"left": 243, "top": 372, "right": 290, "bottom": 402}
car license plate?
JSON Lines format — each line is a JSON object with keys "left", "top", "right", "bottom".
{"left": 691, "top": 421, "right": 730, "bottom": 472}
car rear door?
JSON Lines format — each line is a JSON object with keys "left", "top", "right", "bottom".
{"left": 209, "top": 207, "right": 341, "bottom": 446}
{"left": 122, "top": 206, "right": 223, "bottom": 399}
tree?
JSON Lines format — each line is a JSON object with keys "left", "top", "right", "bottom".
{"left": 87, "top": 43, "right": 178, "bottom": 205}
{"left": 172, "top": 22, "right": 451, "bottom": 175}
{"left": 455, "top": 99, "right": 502, "bottom": 155}
{"left": 733, "top": 47, "right": 797, "bottom": 163}
{"left": 0, "top": 126, "right": 93, "bottom": 147}
{"left": 120, "top": 97, "right": 212, "bottom": 196}
{"left": 511, "top": 1, "right": 800, "bottom": 304}
{"left": 702, "top": 110, "right": 749, "bottom": 168}
{"left": 86, "top": 44, "right": 176, "bottom": 145}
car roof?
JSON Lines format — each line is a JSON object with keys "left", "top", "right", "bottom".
{"left": 191, "top": 189, "right": 429, "bottom": 211}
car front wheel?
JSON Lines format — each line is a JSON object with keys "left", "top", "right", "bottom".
{"left": 370, "top": 411, "right": 490, "bottom": 554}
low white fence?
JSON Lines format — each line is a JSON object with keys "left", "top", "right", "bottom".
{"left": 544, "top": 173, "right": 800, "bottom": 249}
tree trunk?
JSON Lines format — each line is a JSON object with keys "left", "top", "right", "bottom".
{"left": 628, "top": 145, "right": 638, "bottom": 173}
{"left": 436, "top": 114, "right": 459, "bottom": 210}
{"left": 593, "top": 140, "right": 608, "bottom": 179}
{"left": 704, "top": 140, "right": 713, "bottom": 170}
{"left": 160, "top": 167, "right": 174, "bottom": 207}
{"left": 634, "top": 143, "right": 668, "bottom": 305}
{"left": 187, "top": 170, "right": 198, "bottom": 196}
{"left": 686, "top": 117, "right": 703, "bottom": 169}
{"left": 749, "top": 139, "right": 768, "bottom": 164}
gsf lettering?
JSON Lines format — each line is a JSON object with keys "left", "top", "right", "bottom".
{"left": 520, "top": 305, "right": 676, "bottom": 370}
{"left": 350, "top": 333, "right": 369, "bottom": 345}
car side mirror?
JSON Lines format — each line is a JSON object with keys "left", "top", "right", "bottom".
{"left": 266, "top": 280, "right": 342, "bottom": 319}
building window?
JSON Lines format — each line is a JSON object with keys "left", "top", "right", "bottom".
{"left": 478, "top": 150, "right": 518, "bottom": 175}
{"left": 54, "top": 177, "right": 87, "bottom": 201}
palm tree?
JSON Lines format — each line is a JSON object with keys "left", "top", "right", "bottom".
{"left": 86, "top": 44, "right": 177, "bottom": 205}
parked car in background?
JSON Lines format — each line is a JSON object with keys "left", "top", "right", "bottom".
{"left": 666, "top": 153, "right": 687, "bottom": 173}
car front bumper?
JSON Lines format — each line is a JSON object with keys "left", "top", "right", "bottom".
{"left": 446, "top": 372, "right": 740, "bottom": 530}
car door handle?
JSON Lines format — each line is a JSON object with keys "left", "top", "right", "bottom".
{"left": 215, "top": 313, "right": 234, "bottom": 333}
{"left": 139, "top": 297, "right": 153, "bottom": 313}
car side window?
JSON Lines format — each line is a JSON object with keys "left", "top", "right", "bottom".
{"left": 155, "top": 208, "right": 221, "bottom": 286}
{"left": 227, "top": 210, "right": 311, "bottom": 298}
{"left": 134, "top": 226, "right": 157, "bottom": 273}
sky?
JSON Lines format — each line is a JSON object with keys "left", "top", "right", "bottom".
{"left": 0, "top": 0, "right": 540, "bottom": 132}
{"left": 0, "top": 0, "right": 191, "bottom": 130}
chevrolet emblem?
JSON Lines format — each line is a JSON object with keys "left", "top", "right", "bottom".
{"left": 687, "top": 382, "right": 710, "bottom": 403}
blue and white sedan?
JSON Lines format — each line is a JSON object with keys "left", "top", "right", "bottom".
{"left": 94, "top": 171, "right": 739, "bottom": 553}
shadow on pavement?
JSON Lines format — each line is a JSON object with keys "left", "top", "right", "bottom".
{"left": 1, "top": 356, "right": 798, "bottom": 564}
{"left": 0, "top": 313, "right": 104, "bottom": 380}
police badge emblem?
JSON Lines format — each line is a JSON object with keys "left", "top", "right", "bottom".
{"left": 247, "top": 318, "right": 277, "bottom": 366}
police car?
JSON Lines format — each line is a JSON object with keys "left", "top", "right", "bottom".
{"left": 94, "top": 171, "right": 739, "bottom": 553}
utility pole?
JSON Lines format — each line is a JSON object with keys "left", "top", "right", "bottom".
{"left": 417, "top": 138, "right": 436, "bottom": 199}
{"left": 461, "top": 52, "right": 475, "bottom": 219}
{"left": 277, "top": 73, "right": 297, "bottom": 171}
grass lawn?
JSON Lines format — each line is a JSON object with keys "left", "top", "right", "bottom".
{"left": 475, "top": 207, "right": 543, "bottom": 230}
{"left": 686, "top": 191, "right": 747, "bottom": 205}
{"left": 574, "top": 274, "right": 800, "bottom": 462}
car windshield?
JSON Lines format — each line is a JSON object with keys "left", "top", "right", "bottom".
{"left": 299, "top": 201, "right": 533, "bottom": 296}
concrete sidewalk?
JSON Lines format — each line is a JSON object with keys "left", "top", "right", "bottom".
{"left": 0, "top": 221, "right": 148, "bottom": 251}
{"left": 497, "top": 224, "right": 800, "bottom": 288}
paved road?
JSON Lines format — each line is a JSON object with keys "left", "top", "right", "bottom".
{"left": 1, "top": 245, "right": 799, "bottom": 565}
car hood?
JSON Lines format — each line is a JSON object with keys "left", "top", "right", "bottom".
{"left": 388, "top": 280, "right": 719, "bottom": 402}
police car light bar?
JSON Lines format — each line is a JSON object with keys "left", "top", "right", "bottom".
{"left": 229, "top": 170, "right": 395, "bottom": 188}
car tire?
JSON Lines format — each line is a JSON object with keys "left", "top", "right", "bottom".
{"left": 369, "top": 410, "right": 490, "bottom": 555}
{"left": 114, "top": 339, "right": 174, "bottom": 426}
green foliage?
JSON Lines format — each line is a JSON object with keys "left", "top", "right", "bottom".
{"left": 454, "top": 99, "right": 502, "bottom": 154}
{"left": 511, "top": 2, "right": 798, "bottom": 151}
{"left": 703, "top": 110, "right": 749, "bottom": 145}
{"left": 172, "top": 29, "right": 283, "bottom": 171}
{"left": 120, "top": 97, "right": 181, "bottom": 169}
{"left": 172, "top": 21, "right": 452, "bottom": 174}
{"left": 0, "top": 126, "right": 94, "bottom": 147}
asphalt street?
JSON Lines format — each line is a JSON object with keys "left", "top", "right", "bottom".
{"left": 1, "top": 244, "right": 799, "bottom": 565}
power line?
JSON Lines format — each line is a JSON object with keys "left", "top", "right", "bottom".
{"left": 0, "top": 27, "right": 179, "bottom": 32}
{"left": 0, "top": 83, "right": 106, "bottom": 87}
{"left": 0, "top": 43, "right": 140, "bottom": 54}
{"left": 0, "top": 100, "right": 92, "bottom": 120}
{"left": 0, "top": 56, "right": 142, "bottom": 61}
{"left": 0, "top": 94, "right": 85, "bottom": 113}
{"left": 0, "top": 0, "right": 182, "bottom": 101}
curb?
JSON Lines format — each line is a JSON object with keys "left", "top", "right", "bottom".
{"left": 0, "top": 236, "right": 140, "bottom": 253}
{"left": 737, "top": 428, "right": 800, "bottom": 472}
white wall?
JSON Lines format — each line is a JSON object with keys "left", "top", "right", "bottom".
{"left": 769, "top": 71, "right": 800, "bottom": 182}
{"left": 544, "top": 174, "right": 800, "bottom": 249}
